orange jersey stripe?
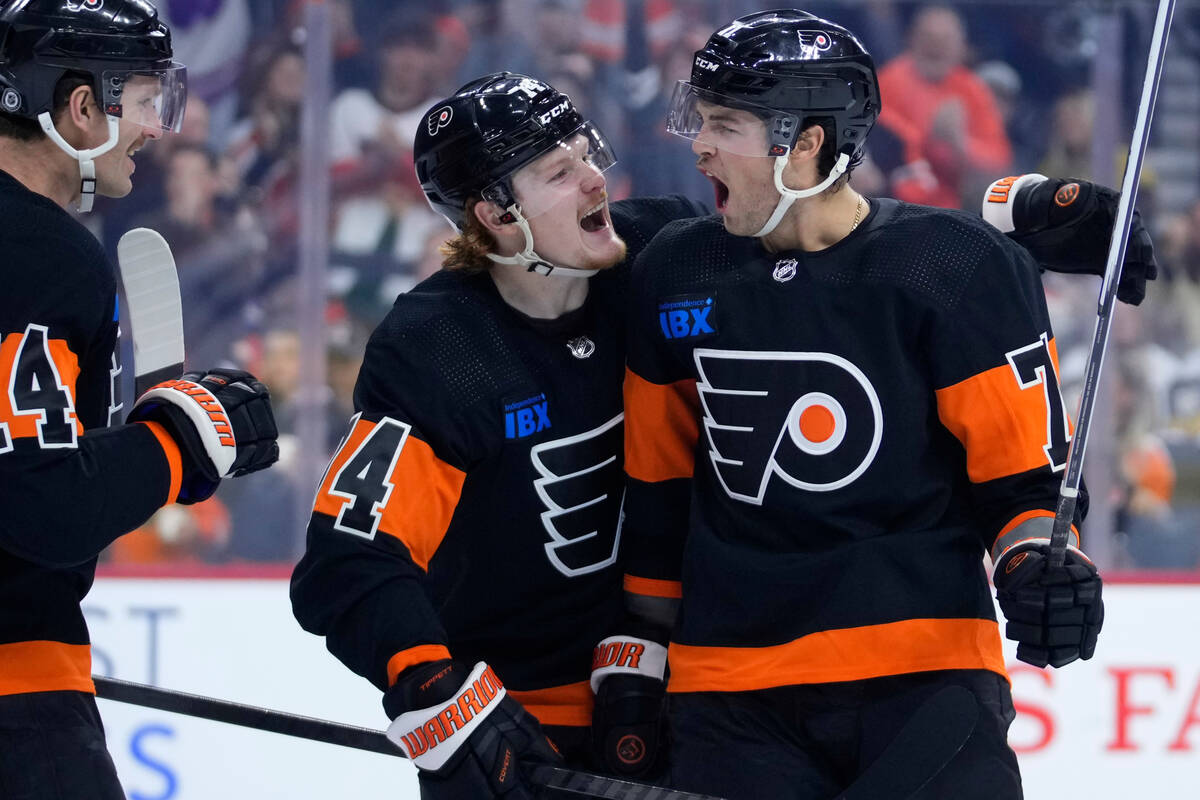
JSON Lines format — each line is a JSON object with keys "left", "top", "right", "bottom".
{"left": 667, "top": 618, "right": 1007, "bottom": 694}
{"left": 139, "top": 420, "right": 183, "bottom": 504}
{"left": 314, "top": 417, "right": 466, "bottom": 571}
{"left": 624, "top": 369, "right": 700, "bottom": 483}
{"left": 0, "top": 640, "right": 93, "bottom": 696}
{"left": 935, "top": 338, "right": 1072, "bottom": 483}
{"left": 623, "top": 574, "right": 683, "bottom": 599}
{"left": 0, "top": 333, "right": 83, "bottom": 440}
{"left": 386, "top": 644, "right": 453, "bottom": 687}
{"left": 509, "top": 680, "right": 594, "bottom": 728}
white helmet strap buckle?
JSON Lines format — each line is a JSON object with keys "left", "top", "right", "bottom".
{"left": 38, "top": 112, "right": 121, "bottom": 213}
{"left": 485, "top": 205, "right": 598, "bottom": 279}
{"left": 754, "top": 151, "right": 851, "bottom": 238}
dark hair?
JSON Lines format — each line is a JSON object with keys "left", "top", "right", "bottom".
{"left": 801, "top": 116, "right": 861, "bottom": 190}
{"left": 0, "top": 71, "right": 92, "bottom": 142}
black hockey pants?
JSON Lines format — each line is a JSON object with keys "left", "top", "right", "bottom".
{"left": 0, "top": 690, "right": 125, "bottom": 800}
{"left": 667, "top": 669, "right": 1022, "bottom": 800}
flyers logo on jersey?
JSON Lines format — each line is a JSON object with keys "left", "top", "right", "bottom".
{"left": 530, "top": 414, "right": 624, "bottom": 576}
{"left": 695, "top": 349, "right": 883, "bottom": 504}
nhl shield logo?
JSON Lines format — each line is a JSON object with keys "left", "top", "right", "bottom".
{"left": 566, "top": 336, "right": 596, "bottom": 359}
{"left": 772, "top": 259, "right": 798, "bottom": 283}
{"left": 427, "top": 106, "right": 453, "bottom": 136}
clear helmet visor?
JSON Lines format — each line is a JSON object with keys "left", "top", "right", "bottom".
{"left": 484, "top": 121, "right": 617, "bottom": 220}
{"left": 666, "top": 81, "right": 798, "bottom": 158}
{"left": 103, "top": 64, "right": 188, "bottom": 133}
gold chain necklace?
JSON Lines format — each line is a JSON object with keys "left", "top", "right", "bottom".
{"left": 850, "top": 195, "right": 865, "bottom": 232}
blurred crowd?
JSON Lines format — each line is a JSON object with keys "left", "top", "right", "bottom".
{"left": 92, "top": 0, "right": 1200, "bottom": 571}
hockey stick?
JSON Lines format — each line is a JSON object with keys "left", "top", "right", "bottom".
{"left": 1047, "top": 0, "right": 1177, "bottom": 568}
{"left": 116, "top": 228, "right": 185, "bottom": 396}
{"left": 837, "top": 685, "right": 979, "bottom": 800}
{"left": 93, "top": 676, "right": 724, "bottom": 800}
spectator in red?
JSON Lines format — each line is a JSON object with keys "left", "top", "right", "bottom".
{"left": 876, "top": 5, "right": 1011, "bottom": 208}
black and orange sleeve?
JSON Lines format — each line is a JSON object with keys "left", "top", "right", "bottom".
{"left": 620, "top": 244, "right": 700, "bottom": 629}
{"left": 291, "top": 330, "right": 470, "bottom": 693}
{"left": 0, "top": 279, "right": 179, "bottom": 567}
{"left": 929, "top": 230, "right": 1083, "bottom": 557}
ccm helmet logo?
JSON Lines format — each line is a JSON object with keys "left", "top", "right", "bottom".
{"left": 695, "top": 56, "right": 720, "bottom": 72}
{"left": 537, "top": 100, "right": 570, "bottom": 125}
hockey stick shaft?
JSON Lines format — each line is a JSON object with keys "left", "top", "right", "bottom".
{"left": 92, "top": 676, "right": 723, "bottom": 800}
{"left": 94, "top": 675, "right": 396, "bottom": 756}
{"left": 1048, "top": 0, "right": 1177, "bottom": 568}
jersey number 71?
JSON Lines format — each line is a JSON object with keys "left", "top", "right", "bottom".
{"left": 1006, "top": 332, "right": 1071, "bottom": 472}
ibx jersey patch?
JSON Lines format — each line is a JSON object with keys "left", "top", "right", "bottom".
{"left": 658, "top": 295, "right": 717, "bottom": 341}
{"left": 504, "top": 393, "right": 551, "bottom": 440}
{"left": 695, "top": 349, "right": 883, "bottom": 504}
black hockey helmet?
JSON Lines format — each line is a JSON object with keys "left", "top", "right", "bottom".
{"left": 668, "top": 9, "right": 879, "bottom": 160}
{"left": 0, "top": 0, "right": 185, "bottom": 131}
{"left": 414, "top": 71, "right": 615, "bottom": 230}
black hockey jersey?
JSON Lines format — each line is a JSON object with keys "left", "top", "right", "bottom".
{"left": 622, "top": 199, "right": 1082, "bottom": 694}
{"left": 291, "top": 196, "right": 706, "bottom": 728}
{"left": 0, "top": 169, "right": 180, "bottom": 697}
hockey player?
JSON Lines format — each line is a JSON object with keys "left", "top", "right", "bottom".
{"left": 289, "top": 66, "right": 1153, "bottom": 798}
{"left": 621, "top": 10, "right": 1108, "bottom": 799}
{"left": 0, "top": 3, "right": 278, "bottom": 798}
{"left": 291, "top": 73, "right": 704, "bottom": 798}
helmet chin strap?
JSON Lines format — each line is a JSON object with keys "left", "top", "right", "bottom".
{"left": 486, "top": 205, "right": 599, "bottom": 279}
{"left": 753, "top": 151, "right": 851, "bottom": 238}
{"left": 38, "top": 112, "right": 121, "bottom": 213}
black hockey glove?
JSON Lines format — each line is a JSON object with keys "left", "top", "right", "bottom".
{"left": 590, "top": 634, "right": 669, "bottom": 780}
{"left": 993, "top": 540, "right": 1104, "bottom": 669}
{"left": 982, "top": 174, "right": 1157, "bottom": 304}
{"left": 384, "top": 660, "right": 561, "bottom": 799}
{"left": 127, "top": 368, "right": 279, "bottom": 504}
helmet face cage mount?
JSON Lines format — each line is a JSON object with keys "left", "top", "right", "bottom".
{"left": 480, "top": 121, "right": 616, "bottom": 221}
{"left": 100, "top": 67, "right": 188, "bottom": 134}
{"left": 667, "top": 81, "right": 800, "bottom": 158}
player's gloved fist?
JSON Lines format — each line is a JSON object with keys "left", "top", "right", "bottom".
{"left": 982, "top": 174, "right": 1157, "bottom": 304}
{"left": 127, "top": 368, "right": 279, "bottom": 504}
{"left": 385, "top": 660, "right": 561, "bottom": 799}
{"left": 590, "top": 634, "right": 669, "bottom": 779}
{"left": 993, "top": 539, "right": 1104, "bottom": 669}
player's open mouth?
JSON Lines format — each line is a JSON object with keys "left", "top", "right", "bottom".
{"left": 705, "top": 172, "right": 730, "bottom": 212}
{"left": 580, "top": 200, "right": 609, "bottom": 233}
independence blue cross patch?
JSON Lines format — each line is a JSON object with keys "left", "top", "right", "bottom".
{"left": 658, "top": 296, "right": 716, "bottom": 340}
{"left": 504, "top": 393, "right": 551, "bottom": 439}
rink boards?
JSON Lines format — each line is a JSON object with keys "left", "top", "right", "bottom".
{"left": 86, "top": 575, "right": 1200, "bottom": 800}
